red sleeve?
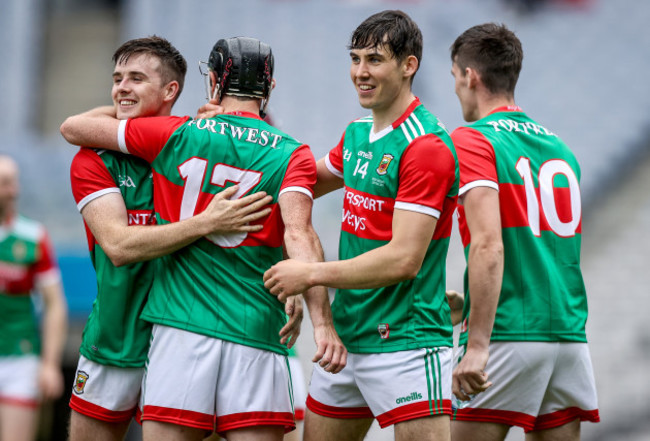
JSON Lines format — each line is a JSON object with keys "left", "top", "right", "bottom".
{"left": 70, "top": 148, "right": 119, "bottom": 210}
{"left": 451, "top": 126, "right": 498, "bottom": 195}
{"left": 33, "top": 229, "right": 60, "bottom": 286}
{"left": 396, "top": 134, "right": 457, "bottom": 215}
{"left": 325, "top": 131, "right": 346, "bottom": 176}
{"left": 123, "top": 116, "right": 190, "bottom": 163}
{"left": 280, "top": 145, "right": 317, "bottom": 197}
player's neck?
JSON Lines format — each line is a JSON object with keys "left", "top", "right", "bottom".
{"left": 478, "top": 93, "right": 515, "bottom": 120}
{"left": 220, "top": 96, "right": 261, "bottom": 117}
{"left": 372, "top": 91, "right": 416, "bottom": 133}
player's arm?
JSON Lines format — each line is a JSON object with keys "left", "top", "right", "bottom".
{"left": 60, "top": 106, "right": 122, "bottom": 152}
{"left": 37, "top": 279, "right": 68, "bottom": 401}
{"left": 313, "top": 156, "right": 343, "bottom": 198}
{"left": 452, "top": 186, "right": 503, "bottom": 401}
{"left": 82, "top": 186, "right": 271, "bottom": 267}
{"left": 278, "top": 191, "right": 346, "bottom": 373}
{"left": 446, "top": 289, "right": 465, "bottom": 326}
{"left": 265, "top": 207, "right": 436, "bottom": 299}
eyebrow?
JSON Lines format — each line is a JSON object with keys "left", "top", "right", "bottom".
{"left": 112, "top": 70, "right": 148, "bottom": 79}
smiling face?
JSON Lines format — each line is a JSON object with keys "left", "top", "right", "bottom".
{"left": 111, "top": 53, "right": 174, "bottom": 120}
{"left": 349, "top": 44, "right": 412, "bottom": 116}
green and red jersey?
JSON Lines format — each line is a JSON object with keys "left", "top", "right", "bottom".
{"left": 452, "top": 106, "right": 588, "bottom": 344}
{"left": 117, "top": 112, "right": 316, "bottom": 355}
{"left": 70, "top": 148, "right": 155, "bottom": 367}
{"left": 325, "top": 98, "right": 459, "bottom": 353}
{"left": 0, "top": 215, "right": 60, "bottom": 356}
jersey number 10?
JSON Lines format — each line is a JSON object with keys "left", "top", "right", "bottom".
{"left": 515, "top": 158, "right": 581, "bottom": 237}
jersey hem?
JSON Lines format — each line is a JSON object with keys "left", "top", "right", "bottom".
{"left": 141, "top": 316, "right": 289, "bottom": 355}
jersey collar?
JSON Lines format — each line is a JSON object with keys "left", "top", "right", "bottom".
{"left": 392, "top": 97, "right": 422, "bottom": 129}
{"left": 226, "top": 111, "right": 262, "bottom": 120}
{"left": 488, "top": 105, "right": 523, "bottom": 115}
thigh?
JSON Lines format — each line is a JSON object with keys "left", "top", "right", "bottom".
{"left": 69, "top": 410, "right": 131, "bottom": 441}
{"left": 0, "top": 401, "right": 38, "bottom": 441}
{"left": 356, "top": 347, "right": 453, "bottom": 428}
{"left": 306, "top": 354, "right": 372, "bottom": 419}
{"left": 451, "top": 420, "right": 510, "bottom": 441}
{"left": 0, "top": 355, "right": 39, "bottom": 406}
{"left": 215, "top": 341, "right": 295, "bottom": 436}
{"left": 303, "top": 408, "right": 373, "bottom": 441}
{"left": 533, "top": 343, "right": 599, "bottom": 432}
{"left": 526, "top": 418, "right": 580, "bottom": 441}
{"left": 141, "top": 325, "right": 221, "bottom": 432}
{"left": 70, "top": 355, "right": 143, "bottom": 422}
{"left": 394, "top": 414, "right": 450, "bottom": 441}
{"left": 288, "top": 356, "right": 307, "bottom": 421}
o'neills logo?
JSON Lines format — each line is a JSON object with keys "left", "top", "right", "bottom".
{"left": 396, "top": 391, "right": 423, "bottom": 404}
{"left": 376, "top": 154, "right": 394, "bottom": 176}
{"left": 378, "top": 323, "right": 390, "bottom": 339}
{"left": 74, "top": 370, "right": 89, "bottom": 395}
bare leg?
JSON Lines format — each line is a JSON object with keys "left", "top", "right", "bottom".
{"left": 225, "top": 426, "right": 284, "bottom": 441}
{"left": 394, "top": 415, "right": 450, "bottom": 441}
{"left": 0, "top": 403, "right": 38, "bottom": 441}
{"left": 303, "top": 409, "right": 373, "bottom": 441}
{"left": 451, "top": 420, "right": 510, "bottom": 441}
{"left": 68, "top": 410, "right": 131, "bottom": 441}
{"left": 525, "top": 419, "right": 580, "bottom": 441}
{"left": 282, "top": 420, "right": 302, "bottom": 441}
{"left": 143, "top": 420, "right": 206, "bottom": 441}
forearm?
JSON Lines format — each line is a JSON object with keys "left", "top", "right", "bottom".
{"left": 40, "top": 284, "right": 68, "bottom": 368}
{"left": 60, "top": 105, "right": 120, "bottom": 150}
{"left": 284, "top": 228, "right": 333, "bottom": 327}
{"left": 309, "top": 241, "right": 421, "bottom": 290}
{"left": 104, "top": 215, "right": 212, "bottom": 266}
{"left": 465, "top": 241, "right": 503, "bottom": 350}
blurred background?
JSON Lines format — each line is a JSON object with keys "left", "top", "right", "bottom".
{"left": 1, "top": 0, "right": 649, "bottom": 439}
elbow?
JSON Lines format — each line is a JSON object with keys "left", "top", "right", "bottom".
{"left": 396, "top": 256, "right": 422, "bottom": 281}
{"left": 60, "top": 117, "right": 78, "bottom": 144}
{"left": 102, "top": 244, "right": 131, "bottom": 267}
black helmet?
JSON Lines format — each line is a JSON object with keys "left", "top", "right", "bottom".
{"left": 207, "top": 37, "right": 274, "bottom": 116}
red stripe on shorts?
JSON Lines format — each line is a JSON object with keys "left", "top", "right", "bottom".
{"left": 141, "top": 404, "right": 213, "bottom": 431}
{"left": 216, "top": 411, "right": 295, "bottom": 434}
{"left": 70, "top": 394, "right": 135, "bottom": 423}
{"left": 453, "top": 407, "right": 536, "bottom": 431}
{"left": 0, "top": 395, "right": 39, "bottom": 409}
{"left": 377, "top": 399, "right": 452, "bottom": 428}
{"left": 531, "top": 407, "right": 600, "bottom": 432}
{"left": 306, "top": 394, "right": 373, "bottom": 419}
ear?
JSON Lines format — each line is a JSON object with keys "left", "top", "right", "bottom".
{"left": 271, "top": 78, "right": 276, "bottom": 91}
{"left": 465, "top": 67, "right": 480, "bottom": 89}
{"left": 403, "top": 55, "right": 419, "bottom": 79}
{"left": 163, "top": 81, "right": 180, "bottom": 103}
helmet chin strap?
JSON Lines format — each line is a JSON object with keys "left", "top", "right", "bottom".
{"left": 260, "top": 86, "right": 272, "bottom": 118}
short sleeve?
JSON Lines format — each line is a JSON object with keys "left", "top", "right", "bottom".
{"left": 451, "top": 126, "right": 498, "bottom": 196}
{"left": 279, "top": 145, "right": 317, "bottom": 199}
{"left": 70, "top": 148, "right": 120, "bottom": 212}
{"left": 395, "top": 134, "right": 457, "bottom": 219}
{"left": 121, "top": 116, "right": 190, "bottom": 163}
{"left": 324, "top": 131, "right": 346, "bottom": 178}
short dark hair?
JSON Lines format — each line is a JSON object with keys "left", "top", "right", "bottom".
{"left": 113, "top": 36, "right": 187, "bottom": 103}
{"left": 349, "top": 10, "right": 423, "bottom": 80}
{"left": 450, "top": 23, "right": 523, "bottom": 96}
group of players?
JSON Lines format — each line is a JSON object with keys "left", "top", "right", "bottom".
{"left": 0, "top": 8, "right": 599, "bottom": 441}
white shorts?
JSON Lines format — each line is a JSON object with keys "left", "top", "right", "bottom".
{"left": 69, "top": 355, "right": 144, "bottom": 423}
{"left": 288, "top": 356, "right": 307, "bottom": 420}
{"left": 307, "top": 347, "right": 452, "bottom": 428}
{"left": 141, "top": 325, "right": 295, "bottom": 435}
{"left": 452, "top": 342, "right": 600, "bottom": 432}
{"left": 0, "top": 355, "right": 40, "bottom": 408}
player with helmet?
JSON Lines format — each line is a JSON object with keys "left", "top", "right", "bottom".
{"left": 263, "top": 10, "right": 458, "bottom": 441}
{"left": 66, "top": 36, "right": 275, "bottom": 441}
{"left": 449, "top": 23, "right": 599, "bottom": 440}
{"left": 61, "top": 36, "right": 346, "bottom": 441}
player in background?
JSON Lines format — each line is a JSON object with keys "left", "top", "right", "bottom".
{"left": 448, "top": 23, "right": 599, "bottom": 440}
{"left": 67, "top": 36, "right": 274, "bottom": 441}
{"left": 0, "top": 154, "right": 68, "bottom": 441}
{"left": 264, "top": 10, "right": 458, "bottom": 441}
{"left": 60, "top": 36, "right": 345, "bottom": 441}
